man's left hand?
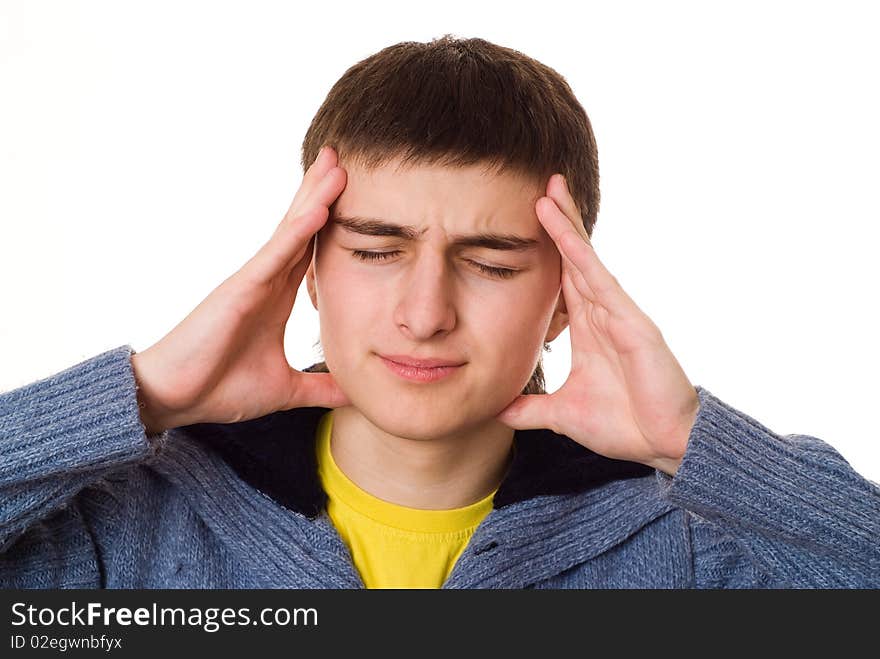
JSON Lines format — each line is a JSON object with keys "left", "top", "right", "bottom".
{"left": 495, "top": 174, "right": 701, "bottom": 477}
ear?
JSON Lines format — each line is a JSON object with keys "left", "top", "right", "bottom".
{"left": 544, "top": 289, "right": 569, "bottom": 342}
{"left": 305, "top": 260, "right": 318, "bottom": 310}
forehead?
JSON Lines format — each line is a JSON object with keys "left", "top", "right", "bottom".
{"left": 332, "top": 157, "right": 545, "bottom": 233}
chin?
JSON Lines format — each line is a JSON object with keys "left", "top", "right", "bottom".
{"left": 361, "top": 405, "right": 480, "bottom": 442}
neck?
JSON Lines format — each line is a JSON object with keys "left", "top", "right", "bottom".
{"left": 329, "top": 405, "right": 515, "bottom": 510}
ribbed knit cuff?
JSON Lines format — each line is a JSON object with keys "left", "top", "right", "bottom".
{"left": 654, "top": 385, "right": 878, "bottom": 544}
{"left": 0, "top": 345, "right": 169, "bottom": 486}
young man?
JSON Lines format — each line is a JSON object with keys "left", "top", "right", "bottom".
{"left": 1, "top": 36, "right": 878, "bottom": 589}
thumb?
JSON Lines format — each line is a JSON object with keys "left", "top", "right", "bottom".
{"left": 495, "top": 393, "right": 557, "bottom": 431}
{"left": 286, "top": 371, "right": 352, "bottom": 410}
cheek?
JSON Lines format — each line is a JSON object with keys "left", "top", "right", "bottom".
{"left": 483, "top": 268, "right": 558, "bottom": 322}
{"left": 470, "top": 277, "right": 557, "bottom": 360}
{"left": 314, "top": 248, "right": 368, "bottom": 310}
{"left": 313, "top": 252, "right": 369, "bottom": 357}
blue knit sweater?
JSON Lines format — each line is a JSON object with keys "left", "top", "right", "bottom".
{"left": 1, "top": 345, "right": 878, "bottom": 588}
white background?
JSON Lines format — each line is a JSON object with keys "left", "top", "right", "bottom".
{"left": 1, "top": 1, "right": 878, "bottom": 482}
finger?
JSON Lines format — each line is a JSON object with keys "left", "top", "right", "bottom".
{"left": 285, "top": 145, "right": 338, "bottom": 220}
{"left": 244, "top": 167, "right": 346, "bottom": 285}
{"left": 547, "top": 174, "right": 589, "bottom": 242}
{"left": 562, "top": 264, "right": 616, "bottom": 361}
{"left": 286, "top": 235, "right": 315, "bottom": 291}
{"left": 559, "top": 259, "right": 587, "bottom": 317}
{"left": 542, "top": 173, "right": 598, "bottom": 299}
{"left": 560, "top": 248, "right": 596, "bottom": 303}
{"left": 286, "top": 371, "right": 352, "bottom": 410}
{"left": 536, "top": 196, "right": 627, "bottom": 314}
{"left": 495, "top": 393, "right": 559, "bottom": 432}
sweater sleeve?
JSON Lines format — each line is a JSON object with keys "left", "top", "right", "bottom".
{"left": 655, "top": 385, "right": 880, "bottom": 588}
{"left": 0, "top": 345, "right": 169, "bottom": 554}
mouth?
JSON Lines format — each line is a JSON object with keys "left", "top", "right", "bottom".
{"left": 378, "top": 355, "right": 466, "bottom": 383}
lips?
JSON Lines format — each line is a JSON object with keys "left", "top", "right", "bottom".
{"left": 378, "top": 354, "right": 466, "bottom": 383}
{"left": 379, "top": 354, "right": 467, "bottom": 368}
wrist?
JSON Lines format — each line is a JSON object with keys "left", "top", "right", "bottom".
{"left": 131, "top": 351, "right": 169, "bottom": 436}
{"left": 648, "top": 390, "right": 700, "bottom": 477}
{"left": 137, "top": 396, "right": 165, "bottom": 437}
{"left": 649, "top": 454, "right": 684, "bottom": 478}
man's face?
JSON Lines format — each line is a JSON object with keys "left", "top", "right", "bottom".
{"left": 306, "top": 157, "right": 568, "bottom": 440}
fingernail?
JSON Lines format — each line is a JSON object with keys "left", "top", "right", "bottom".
{"left": 559, "top": 174, "right": 567, "bottom": 189}
{"left": 314, "top": 146, "right": 327, "bottom": 165}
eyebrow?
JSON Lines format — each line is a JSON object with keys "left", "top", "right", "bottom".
{"left": 331, "top": 214, "right": 541, "bottom": 252}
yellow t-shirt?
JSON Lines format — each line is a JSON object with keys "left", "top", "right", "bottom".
{"left": 315, "top": 410, "right": 495, "bottom": 589}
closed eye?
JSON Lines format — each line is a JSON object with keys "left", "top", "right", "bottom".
{"left": 351, "top": 250, "right": 518, "bottom": 279}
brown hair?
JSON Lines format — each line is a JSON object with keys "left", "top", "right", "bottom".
{"left": 300, "top": 34, "right": 600, "bottom": 395}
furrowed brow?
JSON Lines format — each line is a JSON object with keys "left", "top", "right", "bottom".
{"left": 333, "top": 215, "right": 424, "bottom": 240}
{"left": 332, "top": 215, "right": 541, "bottom": 252}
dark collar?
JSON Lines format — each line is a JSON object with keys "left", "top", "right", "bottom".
{"left": 180, "top": 387, "right": 652, "bottom": 520}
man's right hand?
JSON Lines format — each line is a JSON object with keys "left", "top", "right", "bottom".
{"left": 131, "top": 146, "right": 350, "bottom": 435}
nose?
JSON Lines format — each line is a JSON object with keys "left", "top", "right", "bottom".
{"left": 392, "top": 250, "right": 458, "bottom": 340}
